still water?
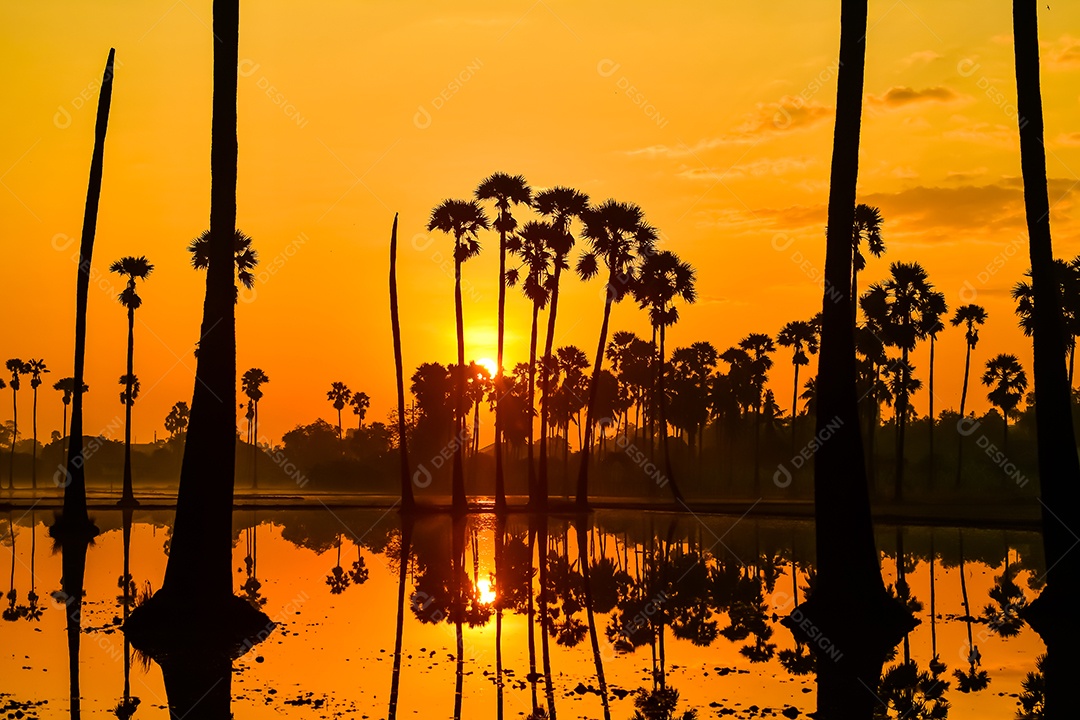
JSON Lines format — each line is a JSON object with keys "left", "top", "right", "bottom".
{"left": 0, "top": 508, "right": 1045, "bottom": 718}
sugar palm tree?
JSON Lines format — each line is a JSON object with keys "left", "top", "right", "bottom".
{"left": 110, "top": 255, "right": 154, "bottom": 506}
{"left": 1012, "top": 260, "right": 1080, "bottom": 384}
{"left": 25, "top": 359, "right": 49, "bottom": 491}
{"left": 850, "top": 204, "right": 884, "bottom": 323}
{"left": 164, "top": 401, "right": 190, "bottom": 439}
{"left": 428, "top": 199, "right": 490, "bottom": 513}
{"left": 327, "top": 382, "right": 351, "bottom": 441}
{"left": 475, "top": 173, "right": 531, "bottom": 511}
{"left": 242, "top": 368, "right": 269, "bottom": 488}
{"left": 776, "top": 320, "right": 819, "bottom": 453}
{"left": 5, "top": 359, "right": 28, "bottom": 491}
{"left": 53, "top": 378, "right": 88, "bottom": 451}
{"left": 738, "top": 333, "right": 775, "bottom": 491}
{"left": 787, "top": 1, "right": 915, "bottom": 715}
{"left": 507, "top": 220, "right": 554, "bottom": 508}
{"left": 920, "top": 295, "right": 948, "bottom": 487}
{"left": 633, "top": 250, "right": 696, "bottom": 503}
{"left": 188, "top": 229, "right": 258, "bottom": 301}
{"left": 950, "top": 304, "right": 987, "bottom": 486}
{"left": 982, "top": 354, "right": 1027, "bottom": 452}
{"left": 575, "top": 200, "right": 657, "bottom": 507}
{"left": 388, "top": 215, "right": 415, "bottom": 512}
{"left": 534, "top": 187, "right": 590, "bottom": 508}
{"left": 1011, "top": 8, "right": 1080, "bottom": 704}
{"left": 349, "top": 391, "right": 370, "bottom": 430}
{"left": 860, "top": 261, "right": 943, "bottom": 501}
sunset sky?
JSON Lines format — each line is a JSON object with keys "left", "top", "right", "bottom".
{"left": 2, "top": 1, "right": 1079, "bottom": 446}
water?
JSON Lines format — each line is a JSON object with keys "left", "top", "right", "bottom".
{"left": 0, "top": 509, "right": 1045, "bottom": 718}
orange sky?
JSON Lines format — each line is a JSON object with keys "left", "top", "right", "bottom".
{"left": 2, "top": 1, "right": 1079, "bottom": 446}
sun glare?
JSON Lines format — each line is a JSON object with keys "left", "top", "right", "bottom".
{"left": 475, "top": 357, "right": 498, "bottom": 378}
{"left": 476, "top": 578, "right": 496, "bottom": 605}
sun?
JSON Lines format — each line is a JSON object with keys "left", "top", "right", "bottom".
{"left": 476, "top": 578, "right": 496, "bottom": 605}
{"left": 475, "top": 357, "right": 498, "bottom": 378}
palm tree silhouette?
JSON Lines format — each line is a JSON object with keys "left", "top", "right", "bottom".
{"left": 787, "top": 1, "right": 916, "bottom": 715}
{"left": 951, "top": 303, "right": 987, "bottom": 486}
{"left": 776, "top": 319, "right": 819, "bottom": 453}
{"left": 164, "top": 401, "right": 190, "bottom": 439}
{"left": 388, "top": 215, "right": 415, "bottom": 512}
{"left": 508, "top": 220, "right": 555, "bottom": 507}
{"left": 982, "top": 354, "right": 1027, "bottom": 452}
{"left": 110, "top": 255, "right": 154, "bottom": 507}
{"left": 738, "top": 333, "right": 775, "bottom": 492}
{"left": 574, "top": 517, "right": 611, "bottom": 720}
{"left": 534, "top": 187, "right": 590, "bottom": 507}
{"left": 326, "top": 382, "right": 352, "bottom": 441}
{"left": 860, "top": 261, "right": 944, "bottom": 501}
{"left": 633, "top": 250, "right": 696, "bottom": 502}
{"left": 187, "top": 229, "right": 258, "bottom": 301}
{"left": 115, "top": 507, "right": 140, "bottom": 719}
{"left": 576, "top": 200, "right": 657, "bottom": 507}
{"left": 850, "top": 203, "right": 884, "bottom": 322}
{"left": 242, "top": 368, "right": 269, "bottom": 487}
{"left": 476, "top": 173, "right": 531, "bottom": 510}
{"left": 5, "top": 359, "right": 28, "bottom": 490}
{"left": 350, "top": 391, "right": 370, "bottom": 430}
{"left": 1011, "top": 6, "right": 1080, "bottom": 699}
{"left": 955, "top": 531, "right": 990, "bottom": 694}
{"left": 25, "top": 359, "right": 49, "bottom": 492}
{"left": 921, "top": 295, "right": 948, "bottom": 488}
{"left": 53, "top": 378, "right": 88, "bottom": 457}
{"left": 428, "top": 199, "right": 490, "bottom": 512}
{"left": 1012, "top": 260, "right": 1080, "bottom": 384}
{"left": 52, "top": 49, "right": 113, "bottom": 540}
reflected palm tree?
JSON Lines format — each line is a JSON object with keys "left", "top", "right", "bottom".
{"left": 630, "top": 686, "right": 698, "bottom": 720}
{"left": 114, "top": 507, "right": 140, "bottom": 719}
{"left": 54, "top": 534, "right": 90, "bottom": 719}
{"left": 575, "top": 518, "right": 611, "bottom": 720}
{"left": 387, "top": 519, "right": 413, "bottom": 720}
{"left": 535, "top": 515, "right": 557, "bottom": 719}
{"left": 326, "top": 533, "right": 351, "bottom": 595}
{"left": 954, "top": 531, "right": 990, "bottom": 694}
{"left": 981, "top": 552, "right": 1026, "bottom": 638}
{"left": 241, "top": 514, "right": 265, "bottom": 609}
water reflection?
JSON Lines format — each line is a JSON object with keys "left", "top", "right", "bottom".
{"left": 0, "top": 509, "right": 1048, "bottom": 718}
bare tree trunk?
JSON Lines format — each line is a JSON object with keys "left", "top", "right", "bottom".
{"left": 390, "top": 215, "right": 415, "bottom": 511}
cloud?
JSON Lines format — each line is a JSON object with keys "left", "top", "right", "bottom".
{"left": 1054, "top": 132, "right": 1080, "bottom": 147}
{"left": 943, "top": 121, "right": 1017, "bottom": 147}
{"left": 1045, "top": 35, "right": 1080, "bottom": 70}
{"left": 627, "top": 97, "right": 833, "bottom": 158}
{"left": 867, "top": 85, "right": 964, "bottom": 108}
{"left": 900, "top": 50, "right": 943, "bottom": 67}
{"left": 677, "top": 156, "right": 818, "bottom": 181}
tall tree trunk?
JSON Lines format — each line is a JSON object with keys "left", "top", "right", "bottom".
{"left": 1012, "top": 11, "right": 1080, "bottom": 713}
{"left": 55, "top": 48, "right": 115, "bottom": 536}
{"left": 895, "top": 347, "right": 909, "bottom": 502}
{"left": 251, "top": 400, "right": 258, "bottom": 489}
{"left": 539, "top": 266, "right": 563, "bottom": 505}
{"left": 956, "top": 342, "right": 972, "bottom": 487}
{"left": 790, "top": 361, "right": 801, "bottom": 455}
{"left": 120, "top": 304, "right": 137, "bottom": 505}
{"left": 8, "top": 387, "right": 16, "bottom": 490}
{"left": 527, "top": 302, "right": 541, "bottom": 508}
{"left": 31, "top": 387, "right": 38, "bottom": 491}
{"left": 388, "top": 519, "right": 412, "bottom": 720}
{"left": 390, "top": 215, "right": 415, "bottom": 511}
{"left": 576, "top": 291, "right": 614, "bottom": 507}
{"left": 494, "top": 226, "right": 508, "bottom": 510}
{"left": 657, "top": 323, "right": 683, "bottom": 502}
{"left": 784, "top": 1, "right": 914, "bottom": 716}
{"left": 453, "top": 245, "right": 467, "bottom": 513}
{"left": 927, "top": 335, "right": 936, "bottom": 489}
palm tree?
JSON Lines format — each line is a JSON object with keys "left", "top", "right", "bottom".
{"left": 507, "top": 220, "right": 554, "bottom": 508}
{"left": 188, "top": 229, "right": 258, "bottom": 301}
{"left": 1012, "top": 8, "right": 1080, "bottom": 705}
{"left": 5, "top": 359, "right": 28, "bottom": 491}
{"left": 950, "top": 304, "right": 987, "bottom": 485}
{"left": 51, "top": 49, "right": 113, "bottom": 540}
{"left": 535, "top": 187, "right": 590, "bottom": 508}
{"left": 788, "top": 1, "right": 915, "bottom": 714}
{"left": 389, "top": 214, "right": 415, "bottom": 512}
{"left": 860, "top": 261, "right": 943, "bottom": 501}
{"left": 350, "top": 391, "right": 370, "bottom": 430}
{"left": 850, "top": 204, "right": 884, "bottom": 323}
{"left": 242, "top": 368, "right": 269, "bottom": 488}
{"left": 164, "top": 401, "right": 190, "bottom": 439}
{"left": 738, "top": 333, "right": 775, "bottom": 491}
{"left": 53, "top": 378, "right": 88, "bottom": 451}
{"left": 576, "top": 200, "right": 657, "bottom": 507}
{"left": 428, "top": 199, "right": 490, "bottom": 513}
{"left": 776, "top": 320, "right": 819, "bottom": 452}
{"left": 25, "top": 359, "right": 48, "bottom": 491}
{"left": 476, "top": 173, "right": 531, "bottom": 511}
{"left": 1012, "top": 260, "right": 1080, "bottom": 384}
{"left": 982, "top": 354, "right": 1027, "bottom": 452}
{"left": 109, "top": 255, "right": 154, "bottom": 507}
{"left": 327, "top": 382, "right": 352, "bottom": 441}
{"left": 921, "top": 294, "right": 948, "bottom": 488}
{"left": 633, "top": 250, "right": 696, "bottom": 502}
